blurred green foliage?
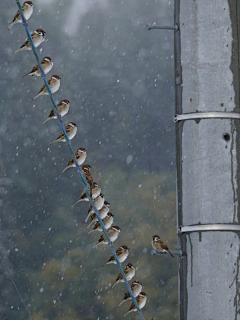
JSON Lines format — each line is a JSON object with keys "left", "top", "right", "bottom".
{"left": 0, "top": 0, "right": 177, "bottom": 319}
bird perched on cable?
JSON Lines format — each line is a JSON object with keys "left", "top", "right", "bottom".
{"left": 88, "top": 212, "right": 114, "bottom": 234}
{"left": 112, "top": 262, "right": 135, "bottom": 288}
{"left": 102, "top": 245, "right": 129, "bottom": 267}
{"left": 81, "top": 164, "right": 94, "bottom": 197}
{"left": 14, "top": 29, "right": 45, "bottom": 54}
{"left": 49, "top": 122, "right": 77, "bottom": 145}
{"left": 61, "top": 147, "right": 87, "bottom": 174}
{"left": 93, "top": 226, "right": 120, "bottom": 248}
{"left": 87, "top": 201, "right": 110, "bottom": 227}
{"left": 85, "top": 194, "right": 105, "bottom": 220}
{"left": 42, "top": 100, "right": 70, "bottom": 125}
{"left": 119, "top": 281, "right": 142, "bottom": 306}
{"left": 8, "top": 1, "right": 33, "bottom": 30}
{"left": 92, "top": 193, "right": 105, "bottom": 211}
{"left": 151, "top": 234, "right": 174, "bottom": 257}
{"left": 33, "top": 75, "right": 61, "bottom": 99}
{"left": 23, "top": 56, "right": 53, "bottom": 78}
{"left": 124, "top": 292, "right": 147, "bottom": 317}
{"left": 75, "top": 182, "right": 101, "bottom": 203}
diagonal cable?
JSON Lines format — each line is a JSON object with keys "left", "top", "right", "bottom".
{"left": 0, "top": 255, "right": 35, "bottom": 320}
{"left": 15, "top": 1, "right": 145, "bottom": 319}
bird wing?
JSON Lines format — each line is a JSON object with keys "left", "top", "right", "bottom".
{"left": 30, "top": 65, "right": 39, "bottom": 73}
{"left": 49, "top": 109, "right": 56, "bottom": 118}
{"left": 160, "top": 240, "right": 169, "bottom": 250}
{"left": 67, "top": 157, "right": 74, "bottom": 166}
{"left": 12, "top": 11, "right": 20, "bottom": 23}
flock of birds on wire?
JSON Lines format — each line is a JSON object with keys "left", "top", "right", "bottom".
{"left": 9, "top": 1, "right": 175, "bottom": 319}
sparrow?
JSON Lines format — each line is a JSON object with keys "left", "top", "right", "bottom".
{"left": 85, "top": 194, "right": 105, "bottom": 221}
{"left": 88, "top": 212, "right": 114, "bottom": 234}
{"left": 82, "top": 164, "right": 94, "bottom": 197}
{"left": 119, "top": 281, "right": 143, "bottom": 306}
{"left": 8, "top": 1, "right": 33, "bottom": 30}
{"left": 23, "top": 56, "right": 53, "bottom": 78}
{"left": 112, "top": 263, "right": 135, "bottom": 288}
{"left": 102, "top": 245, "right": 130, "bottom": 267}
{"left": 14, "top": 29, "right": 45, "bottom": 54}
{"left": 75, "top": 182, "right": 101, "bottom": 203}
{"left": 124, "top": 292, "right": 147, "bottom": 317}
{"left": 87, "top": 201, "right": 110, "bottom": 228}
{"left": 93, "top": 226, "right": 120, "bottom": 248}
{"left": 152, "top": 234, "right": 174, "bottom": 257}
{"left": 49, "top": 122, "right": 77, "bottom": 145}
{"left": 61, "top": 147, "right": 87, "bottom": 174}
{"left": 33, "top": 75, "right": 61, "bottom": 99}
{"left": 42, "top": 99, "right": 70, "bottom": 124}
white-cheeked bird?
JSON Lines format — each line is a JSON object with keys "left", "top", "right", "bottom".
{"left": 61, "top": 147, "right": 87, "bottom": 174}
{"left": 23, "top": 56, "right": 53, "bottom": 78}
{"left": 14, "top": 29, "right": 45, "bottom": 54}
{"left": 8, "top": 1, "right": 33, "bottom": 30}
{"left": 42, "top": 99, "right": 70, "bottom": 124}
{"left": 49, "top": 122, "right": 77, "bottom": 145}
{"left": 124, "top": 292, "right": 147, "bottom": 317}
{"left": 33, "top": 75, "right": 61, "bottom": 100}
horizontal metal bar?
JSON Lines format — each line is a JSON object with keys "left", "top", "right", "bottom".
{"left": 146, "top": 24, "right": 179, "bottom": 31}
{"left": 151, "top": 249, "right": 183, "bottom": 256}
{"left": 174, "top": 112, "right": 240, "bottom": 122}
{"left": 178, "top": 224, "right": 240, "bottom": 233}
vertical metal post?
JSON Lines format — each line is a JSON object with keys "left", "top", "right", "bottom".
{"left": 175, "top": 1, "right": 240, "bottom": 319}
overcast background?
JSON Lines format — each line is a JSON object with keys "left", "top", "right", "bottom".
{"left": 0, "top": 1, "right": 177, "bottom": 319}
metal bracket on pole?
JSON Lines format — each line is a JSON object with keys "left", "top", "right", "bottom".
{"left": 151, "top": 249, "right": 183, "bottom": 256}
{"left": 146, "top": 24, "right": 179, "bottom": 31}
{"left": 178, "top": 224, "right": 240, "bottom": 234}
{"left": 174, "top": 112, "right": 240, "bottom": 122}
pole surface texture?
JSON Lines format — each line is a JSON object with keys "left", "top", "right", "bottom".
{"left": 175, "top": 1, "right": 240, "bottom": 319}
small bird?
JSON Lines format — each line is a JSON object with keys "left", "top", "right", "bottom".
{"left": 85, "top": 194, "right": 105, "bottom": 221}
{"left": 23, "top": 56, "right": 53, "bottom": 78}
{"left": 112, "top": 263, "right": 135, "bottom": 288}
{"left": 14, "top": 29, "right": 45, "bottom": 54}
{"left": 33, "top": 75, "right": 61, "bottom": 99}
{"left": 75, "top": 182, "right": 101, "bottom": 203}
{"left": 88, "top": 212, "right": 114, "bottom": 234}
{"left": 102, "top": 245, "right": 129, "bottom": 267}
{"left": 42, "top": 99, "right": 70, "bottom": 124}
{"left": 82, "top": 164, "right": 94, "bottom": 197}
{"left": 93, "top": 226, "right": 120, "bottom": 248}
{"left": 49, "top": 122, "right": 77, "bottom": 145}
{"left": 87, "top": 201, "right": 110, "bottom": 227}
{"left": 61, "top": 147, "right": 87, "bottom": 174}
{"left": 124, "top": 292, "right": 147, "bottom": 317}
{"left": 8, "top": 1, "right": 33, "bottom": 30}
{"left": 119, "top": 281, "right": 143, "bottom": 306}
{"left": 151, "top": 234, "right": 174, "bottom": 257}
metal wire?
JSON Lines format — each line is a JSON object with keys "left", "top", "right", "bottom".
{"left": 0, "top": 255, "right": 35, "bottom": 320}
{"left": 14, "top": 1, "right": 145, "bottom": 319}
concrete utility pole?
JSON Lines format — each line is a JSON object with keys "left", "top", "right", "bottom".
{"left": 175, "top": 1, "right": 240, "bottom": 319}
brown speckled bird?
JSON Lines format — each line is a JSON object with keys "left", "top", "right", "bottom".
{"left": 151, "top": 234, "right": 174, "bottom": 257}
{"left": 102, "top": 245, "right": 129, "bottom": 267}
{"left": 93, "top": 226, "right": 120, "bottom": 248}
{"left": 119, "top": 280, "right": 142, "bottom": 306}
{"left": 8, "top": 1, "right": 33, "bottom": 30}
{"left": 86, "top": 201, "right": 110, "bottom": 227}
{"left": 88, "top": 212, "right": 114, "bottom": 234}
{"left": 61, "top": 147, "right": 87, "bottom": 174}
{"left": 112, "top": 263, "right": 135, "bottom": 288}
{"left": 82, "top": 164, "right": 94, "bottom": 196}
{"left": 124, "top": 292, "right": 147, "bottom": 317}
